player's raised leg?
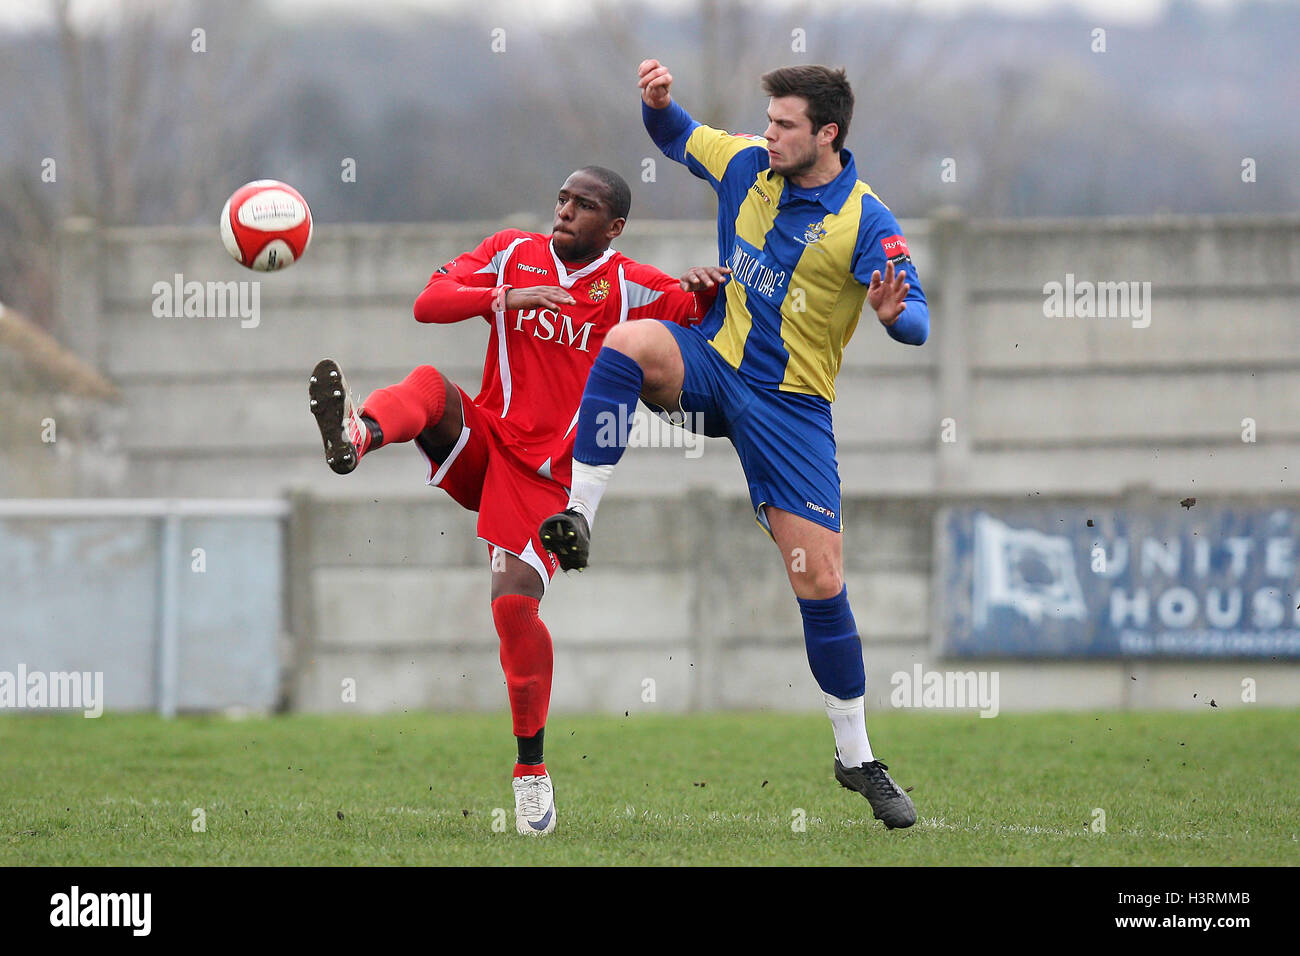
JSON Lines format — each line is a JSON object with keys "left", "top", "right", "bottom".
{"left": 766, "top": 506, "right": 916, "bottom": 829}
{"left": 308, "top": 360, "right": 461, "bottom": 474}
{"left": 539, "top": 320, "right": 685, "bottom": 570}
{"left": 490, "top": 548, "right": 557, "bottom": 835}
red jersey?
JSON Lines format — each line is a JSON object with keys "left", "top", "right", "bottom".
{"left": 413, "top": 229, "right": 710, "bottom": 485}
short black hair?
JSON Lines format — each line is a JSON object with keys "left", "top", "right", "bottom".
{"left": 575, "top": 165, "right": 631, "bottom": 221}
{"left": 760, "top": 65, "right": 854, "bottom": 152}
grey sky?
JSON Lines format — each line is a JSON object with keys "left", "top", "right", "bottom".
{"left": 0, "top": 0, "right": 1255, "bottom": 31}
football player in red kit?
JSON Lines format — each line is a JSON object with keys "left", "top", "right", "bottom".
{"left": 308, "top": 166, "right": 727, "bottom": 835}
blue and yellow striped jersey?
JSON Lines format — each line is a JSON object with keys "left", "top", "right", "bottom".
{"left": 645, "top": 101, "right": 929, "bottom": 402}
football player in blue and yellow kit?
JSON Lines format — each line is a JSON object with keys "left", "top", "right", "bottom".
{"left": 540, "top": 61, "right": 927, "bottom": 829}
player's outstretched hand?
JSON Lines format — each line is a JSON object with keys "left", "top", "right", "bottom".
{"left": 679, "top": 265, "right": 731, "bottom": 292}
{"left": 868, "top": 260, "right": 910, "bottom": 326}
{"left": 638, "top": 59, "right": 673, "bottom": 109}
{"left": 506, "top": 286, "right": 577, "bottom": 311}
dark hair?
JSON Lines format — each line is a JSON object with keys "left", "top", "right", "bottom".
{"left": 760, "top": 65, "right": 854, "bottom": 152}
{"left": 576, "top": 165, "right": 631, "bottom": 221}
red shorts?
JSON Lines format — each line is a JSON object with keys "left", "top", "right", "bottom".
{"left": 415, "top": 388, "right": 564, "bottom": 590}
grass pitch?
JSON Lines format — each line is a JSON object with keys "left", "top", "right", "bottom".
{"left": 1, "top": 709, "right": 1296, "bottom": 866}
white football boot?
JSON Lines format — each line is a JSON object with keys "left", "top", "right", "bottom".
{"left": 512, "top": 773, "right": 556, "bottom": 836}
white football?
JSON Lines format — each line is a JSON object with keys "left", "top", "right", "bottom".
{"left": 220, "top": 179, "right": 313, "bottom": 271}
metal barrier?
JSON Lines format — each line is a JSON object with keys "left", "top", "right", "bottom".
{"left": 0, "top": 499, "right": 289, "bottom": 716}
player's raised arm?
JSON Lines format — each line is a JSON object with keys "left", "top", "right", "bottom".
{"left": 639, "top": 58, "right": 767, "bottom": 192}
{"left": 853, "top": 218, "right": 930, "bottom": 346}
{"left": 639, "top": 58, "right": 697, "bottom": 165}
{"left": 413, "top": 229, "right": 531, "bottom": 324}
{"left": 638, "top": 59, "right": 674, "bottom": 110}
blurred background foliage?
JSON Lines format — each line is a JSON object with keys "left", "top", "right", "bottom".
{"left": 1, "top": 0, "right": 1296, "bottom": 326}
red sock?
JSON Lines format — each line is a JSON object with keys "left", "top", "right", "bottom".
{"left": 359, "top": 365, "right": 446, "bottom": 449}
{"left": 492, "top": 593, "right": 554, "bottom": 740}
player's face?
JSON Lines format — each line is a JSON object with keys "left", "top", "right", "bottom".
{"left": 552, "top": 172, "right": 624, "bottom": 262}
{"left": 763, "top": 96, "right": 830, "bottom": 177}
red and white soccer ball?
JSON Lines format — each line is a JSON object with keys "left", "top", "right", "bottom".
{"left": 220, "top": 179, "right": 313, "bottom": 271}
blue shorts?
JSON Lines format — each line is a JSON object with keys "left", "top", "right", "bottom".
{"left": 656, "top": 321, "right": 842, "bottom": 535}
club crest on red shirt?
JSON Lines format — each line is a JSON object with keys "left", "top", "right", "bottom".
{"left": 587, "top": 278, "right": 611, "bottom": 302}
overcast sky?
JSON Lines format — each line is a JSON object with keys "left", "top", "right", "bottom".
{"left": 0, "top": 0, "right": 1259, "bottom": 31}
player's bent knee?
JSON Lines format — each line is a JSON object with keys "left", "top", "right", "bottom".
{"left": 603, "top": 321, "right": 683, "bottom": 405}
{"left": 490, "top": 552, "right": 545, "bottom": 602}
{"left": 794, "top": 567, "right": 845, "bottom": 601}
{"left": 602, "top": 322, "right": 650, "bottom": 361}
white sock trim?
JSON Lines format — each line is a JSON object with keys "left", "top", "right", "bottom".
{"left": 822, "top": 692, "right": 864, "bottom": 715}
{"left": 568, "top": 460, "right": 615, "bottom": 528}
{"left": 823, "top": 692, "right": 874, "bottom": 767}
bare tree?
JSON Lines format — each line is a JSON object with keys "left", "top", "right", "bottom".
{"left": 0, "top": 0, "right": 279, "bottom": 329}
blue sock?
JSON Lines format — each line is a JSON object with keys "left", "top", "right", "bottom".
{"left": 797, "top": 586, "right": 866, "bottom": 699}
{"left": 573, "top": 348, "right": 644, "bottom": 466}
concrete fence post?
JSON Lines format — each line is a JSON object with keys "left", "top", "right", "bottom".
{"left": 929, "top": 207, "right": 973, "bottom": 491}
{"left": 155, "top": 509, "right": 182, "bottom": 718}
{"left": 686, "top": 486, "right": 725, "bottom": 711}
{"left": 283, "top": 489, "right": 318, "bottom": 712}
{"left": 55, "top": 217, "right": 105, "bottom": 369}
